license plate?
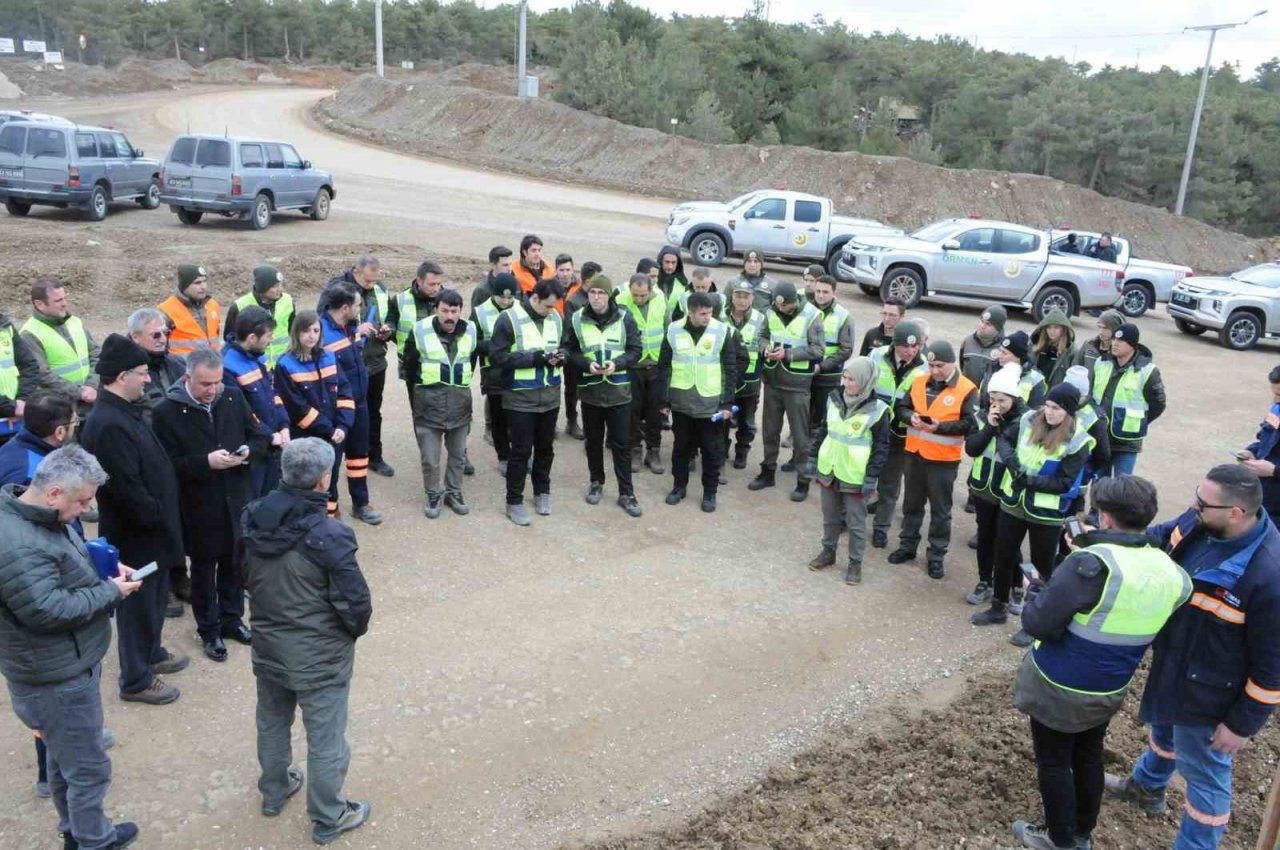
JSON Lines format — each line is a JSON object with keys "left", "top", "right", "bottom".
{"left": 0, "top": 168, "right": 21, "bottom": 178}
{"left": 166, "top": 177, "right": 191, "bottom": 188}
{"left": 1172, "top": 291, "right": 1197, "bottom": 309}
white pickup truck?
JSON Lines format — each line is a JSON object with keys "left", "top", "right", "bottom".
{"left": 664, "top": 189, "right": 902, "bottom": 274}
{"left": 840, "top": 218, "right": 1125, "bottom": 321}
{"left": 1049, "top": 229, "right": 1192, "bottom": 318}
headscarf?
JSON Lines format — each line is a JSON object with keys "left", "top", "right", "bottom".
{"left": 841, "top": 356, "right": 877, "bottom": 409}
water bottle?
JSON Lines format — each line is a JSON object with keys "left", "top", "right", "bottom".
{"left": 710, "top": 404, "right": 740, "bottom": 423}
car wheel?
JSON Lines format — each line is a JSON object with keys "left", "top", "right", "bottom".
{"left": 4, "top": 199, "right": 30, "bottom": 217}
{"left": 1032, "top": 285, "right": 1077, "bottom": 321}
{"left": 880, "top": 267, "right": 923, "bottom": 308}
{"left": 176, "top": 208, "right": 203, "bottom": 226}
{"left": 1174, "top": 318, "right": 1207, "bottom": 336}
{"left": 858, "top": 284, "right": 879, "bottom": 297}
{"left": 826, "top": 252, "right": 844, "bottom": 277}
{"left": 138, "top": 181, "right": 161, "bottom": 210}
{"left": 308, "top": 188, "right": 331, "bottom": 221}
{"left": 690, "top": 232, "right": 725, "bottom": 267}
{"left": 1119, "top": 282, "right": 1152, "bottom": 318}
{"left": 87, "top": 185, "right": 108, "bottom": 221}
{"left": 1220, "top": 311, "right": 1263, "bottom": 351}
{"left": 250, "top": 193, "right": 271, "bottom": 230}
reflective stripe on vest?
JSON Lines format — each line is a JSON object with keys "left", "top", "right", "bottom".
{"left": 21, "top": 315, "right": 90, "bottom": 384}
{"left": 1031, "top": 543, "right": 1191, "bottom": 695}
{"left": 508, "top": 308, "right": 563, "bottom": 391}
{"left": 817, "top": 397, "right": 888, "bottom": 485}
{"left": 475, "top": 301, "right": 505, "bottom": 369}
{"left": 0, "top": 325, "right": 18, "bottom": 399}
{"left": 1020, "top": 368, "right": 1046, "bottom": 404}
{"left": 869, "top": 346, "right": 927, "bottom": 437}
{"left": 235, "top": 291, "right": 294, "bottom": 367}
{"left": 617, "top": 289, "right": 667, "bottom": 364}
{"left": 999, "top": 410, "right": 1096, "bottom": 520}
{"left": 821, "top": 303, "right": 850, "bottom": 358}
{"left": 967, "top": 433, "right": 1003, "bottom": 495}
{"left": 159, "top": 295, "right": 222, "bottom": 356}
{"left": 571, "top": 312, "right": 630, "bottom": 386}
{"left": 667, "top": 319, "right": 726, "bottom": 399}
{"left": 1091, "top": 359, "right": 1156, "bottom": 440}
{"left": 730, "top": 308, "right": 766, "bottom": 389}
{"left": 365, "top": 286, "right": 389, "bottom": 327}
{"left": 395, "top": 290, "right": 418, "bottom": 348}
{"left": 904, "top": 372, "right": 976, "bottom": 462}
{"left": 765, "top": 302, "right": 819, "bottom": 374}
{"left": 414, "top": 319, "right": 475, "bottom": 387}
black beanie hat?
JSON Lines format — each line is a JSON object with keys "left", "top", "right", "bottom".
{"left": 253, "top": 264, "right": 283, "bottom": 296}
{"left": 774, "top": 281, "right": 799, "bottom": 304}
{"left": 490, "top": 272, "right": 519, "bottom": 298}
{"left": 1001, "top": 330, "right": 1031, "bottom": 361}
{"left": 1046, "top": 382, "right": 1082, "bottom": 416}
{"left": 177, "top": 263, "right": 206, "bottom": 293}
{"left": 1113, "top": 322, "right": 1140, "bottom": 347}
{"left": 96, "top": 333, "right": 149, "bottom": 378}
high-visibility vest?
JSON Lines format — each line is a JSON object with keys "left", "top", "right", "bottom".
{"left": 158, "top": 295, "right": 222, "bottom": 356}
{"left": 616, "top": 289, "right": 667, "bottom": 365}
{"left": 234, "top": 291, "right": 294, "bottom": 368}
{"left": 729, "top": 308, "right": 766, "bottom": 391}
{"left": 506, "top": 307, "right": 563, "bottom": 391}
{"left": 667, "top": 318, "right": 727, "bottom": 406}
{"left": 0, "top": 325, "right": 19, "bottom": 400}
{"left": 1031, "top": 543, "right": 1191, "bottom": 695}
{"left": 395, "top": 289, "right": 419, "bottom": 349}
{"left": 764, "top": 302, "right": 820, "bottom": 374}
{"left": 817, "top": 397, "right": 889, "bottom": 485}
{"left": 999, "top": 410, "right": 1096, "bottom": 521}
{"left": 1091, "top": 358, "right": 1157, "bottom": 440}
{"left": 363, "top": 285, "right": 389, "bottom": 327}
{"left": 904, "top": 372, "right": 977, "bottom": 462}
{"left": 869, "top": 346, "right": 927, "bottom": 437}
{"left": 474, "top": 300, "right": 506, "bottom": 370}
{"left": 21, "top": 315, "right": 90, "bottom": 385}
{"left": 661, "top": 278, "right": 689, "bottom": 322}
{"left": 571, "top": 312, "right": 630, "bottom": 386}
{"left": 968, "top": 430, "right": 1006, "bottom": 496}
{"left": 676, "top": 289, "right": 725, "bottom": 321}
{"left": 1019, "top": 367, "right": 1047, "bottom": 405}
{"left": 414, "top": 319, "right": 475, "bottom": 387}
{"left": 820, "top": 303, "right": 851, "bottom": 359}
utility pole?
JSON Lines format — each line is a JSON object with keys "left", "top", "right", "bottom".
{"left": 375, "top": 0, "right": 384, "bottom": 78}
{"left": 1174, "top": 9, "right": 1267, "bottom": 216}
{"left": 516, "top": 0, "right": 528, "bottom": 98}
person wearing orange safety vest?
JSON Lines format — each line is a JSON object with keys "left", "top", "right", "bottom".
{"left": 157, "top": 264, "right": 222, "bottom": 357}
{"left": 889, "top": 340, "right": 978, "bottom": 580}
{"left": 512, "top": 234, "right": 555, "bottom": 298}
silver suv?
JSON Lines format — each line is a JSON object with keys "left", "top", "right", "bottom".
{"left": 1168, "top": 262, "right": 1280, "bottom": 351}
{"left": 159, "top": 134, "right": 335, "bottom": 230}
{"left": 0, "top": 121, "right": 160, "bottom": 220}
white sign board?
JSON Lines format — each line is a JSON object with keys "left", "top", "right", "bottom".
{"left": 43, "top": 51, "right": 63, "bottom": 64}
{"left": 0, "top": 39, "right": 15, "bottom": 54}
{"left": 22, "top": 40, "right": 46, "bottom": 53}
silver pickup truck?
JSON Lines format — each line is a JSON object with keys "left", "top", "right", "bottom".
{"left": 840, "top": 218, "right": 1124, "bottom": 321}
{"left": 1168, "top": 262, "right": 1280, "bottom": 351}
{"left": 1049, "top": 230, "right": 1191, "bottom": 318}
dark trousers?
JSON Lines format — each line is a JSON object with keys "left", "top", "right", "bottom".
{"left": 331, "top": 404, "right": 370, "bottom": 509}
{"left": 761, "top": 385, "right": 812, "bottom": 480}
{"left": 972, "top": 495, "right": 1001, "bottom": 583}
{"left": 726, "top": 390, "right": 760, "bottom": 457}
{"left": 1030, "top": 717, "right": 1109, "bottom": 847}
{"left": 251, "top": 449, "right": 282, "bottom": 499}
{"left": 808, "top": 380, "right": 838, "bottom": 440}
{"left": 506, "top": 407, "right": 558, "bottom": 504}
{"left": 993, "top": 510, "right": 1063, "bottom": 604}
{"left": 564, "top": 365, "right": 580, "bottom": 424}
{"left": 487, "top": 393, "right": 510, "bottom": 462}
{"left": 583, "top": 402, "right": 633, "bottom": 496}
{"left": 191, "top": 550, "right": 245, "bottom": 641}
{"left": 8, "top": 665, "right": 114, "bottom": 847}
{"left": 897, "top": 454, "right": 959, "bottom": 558}
{"left": 366, "top": 367, "right": 387, "bottom": 464}
{"left": 872, "top": 441, "right": 908, "bottom": 533}
{"left": 672, "top": 411, "right": 725, "bottom": 495}
{"left": 256, "top": 677, "right": 352, "bottom": 828}
{"left": 629, "top": 367, "right": 663, "bottom": 452}
{"left": 116, "top": 565, "right": 170, "bottom": 695}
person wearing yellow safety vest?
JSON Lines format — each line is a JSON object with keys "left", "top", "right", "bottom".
{"left": 564, "top": 275, "right": 644, "bottom": 517}
{"left": 223, "top": 264, "right": 295, "bottom": 370}
{"left": 474, "top": 273, "right": 520, "bottom": 477}
{"left": 807, "top": 356, "right": 891, "bottom": 586}
{"left": 749, "top": 281, "right": 824, "bottom": 502}
{"left": 402, "top": 289, "right": 475, "bottom": 520}
{"left": 657, "top": 291, "right": 743, "bottom": 513}
{"left": 973, "top": 384, "right": 1096, "bottom": 648}
{"left": 21, "top": 277, "right": 100, "bottom": 416}
{"left": 488, "top": 278, "right": 566, "bottom": 527}
{"left": 1090, "top": 322, "right": 1165, "bottom": 478}
{"left": 724, "top": 280, "right": 766, "bottom": 470}
{"left": 669, "top": 268, "right": 725, "bottom": 324}
{"left": 471, "top": 246, "right": 516, "bottom": 446}
{"left": 0, "top": 310, "right": 42, "bottom": 446}
{"left": 616, "top": 272, "right": 669, "bottom": 476}
{"left": 806, "top": 274, "right": 855, "bottom": 459}
{"left": 977, "top": 330, "right": 1047, "bottom": 411}
{"left": 1010, "top": 475, "right": 1191, "bottom": 850}
{"left": 867, "top": 321, "right": 928, "bottom": 550}
{"left": 393, "top": 261, "right": 444, "bottom": 397}
{"left": 889, "top": 340, "right": 979, "bottom": 580}
{"left": 157, "top": 264, "right": 222, "bottom": 357}
{"left": 654, "top": 246, "right": 688, "bottom": 321}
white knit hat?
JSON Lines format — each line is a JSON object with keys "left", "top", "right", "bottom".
{"left": 987, "top": 364, "right": 1022, "bottom": 398}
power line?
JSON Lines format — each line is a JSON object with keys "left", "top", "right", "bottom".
{"left": 970, "top": 30, "right": 1184, "bottom": 41}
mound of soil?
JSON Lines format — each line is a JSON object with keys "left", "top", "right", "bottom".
{"left": 317, "top": 74, "right": 1275, "bottom": 275}
{"left": 569, "top": 665, "right": 1280, "bottom": 850}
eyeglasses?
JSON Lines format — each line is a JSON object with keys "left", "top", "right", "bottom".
{"left": 1194, "top": 486, "right": 1237, "bottom": 512}
{"left": 147, "top": 331, "right": 168, "bottom": 339}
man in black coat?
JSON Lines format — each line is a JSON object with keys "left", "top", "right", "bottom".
{"left": 153, "top": 347, "right": 266, "bottom": 662}
{"left": 79, "top": 334, "right": 188, "bottom": 706}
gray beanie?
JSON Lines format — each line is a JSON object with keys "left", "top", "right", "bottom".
{"left": 1098, "top": 309, "right": 1125, "bottom": 332}
{"left": 1063, "top": 365, "right": 1091, "bottom": 400}
{"left": 981, "top": 305, "right": 1007, "bottom": 332}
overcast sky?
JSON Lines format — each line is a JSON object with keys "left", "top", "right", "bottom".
{"left": 519, "top": 1, "right": 1279, "bottom": 77}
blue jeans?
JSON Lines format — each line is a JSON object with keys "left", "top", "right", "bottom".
{"left": 1099, "top": 451, "right": 1138, "bottom": 477}
{"left": 1132, "top": 724, "right": 1233, "bottom": 849}
{"left": 7, "top": 664, "right": 116, "bottom": 849}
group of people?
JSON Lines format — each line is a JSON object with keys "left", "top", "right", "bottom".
{"left": 1, "top": 236, "right": 1279, "bottom": 850}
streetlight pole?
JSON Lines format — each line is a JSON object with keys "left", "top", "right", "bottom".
{"left": 1174, "top": 9, "right": 1267, "bottom": 216}
{"left": 375, "top": 0, "right": 384, "bottom": 78}
{"left": 516, "top": 0, "right": 528, "bottom": 98}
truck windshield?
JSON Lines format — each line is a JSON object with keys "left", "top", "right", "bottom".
{"left": 1232, "top": 265, "right": 1280, "bottom": 288}
{"left": 910, "top": 221, "right": 962, "bottom": 242}
{"left": 727, "top": 192, "right": 765, "bottom": 212}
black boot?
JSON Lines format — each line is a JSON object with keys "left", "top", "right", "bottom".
{"left": 971, "top": 600, "right": 1008, "bottom": 626}
{"left": 789, "top": 480, "right": 810, "bottom": 502}
{"left": 808, "top": 546, "right": 836, "bottom": 571}
{"left": 887, "top": 547, "right": 916, "bottom": 564}
{"left": 733, "top": 444, "right": 749, "bottom": 470}
{"left": 844, "top": 560, "right": 862, "bottom": 585}
{"left": 871, "top": 529, "right": 888, "bottom": 549}
{"left": 748, "top": 465, "right": 776, "bottom": 491}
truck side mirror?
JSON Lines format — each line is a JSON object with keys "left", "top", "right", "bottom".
{"left": 942, "top": 239, "right": 960, "bottom": 251}
{"left": 302, "top": 160, "right": 312, "bottom": 170}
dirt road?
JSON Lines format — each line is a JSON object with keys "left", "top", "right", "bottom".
{"left": 0, "top": 87, "right": 1271, "bottom": 850}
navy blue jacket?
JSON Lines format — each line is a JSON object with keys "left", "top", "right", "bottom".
{"left": 1246, "top": 402, "right": 1280, "bottom": 519}
{"left": 223, "top": 342, "right": 288, "bottom": 438}
{"left": 322, "top": 312, "right": 368, "bottom": 403}
{"left": 274, "top": 350, "right": 354, "bottom": 441}
{"left": 1141, "top": 508, "right": 1280, "bottom": 737}
{"left": 0, "top": 428, "right": 50, "bottom": 487}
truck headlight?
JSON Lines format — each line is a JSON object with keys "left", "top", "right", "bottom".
{"left": 1211, "top": 299, "right": 1223, "bottom": 313}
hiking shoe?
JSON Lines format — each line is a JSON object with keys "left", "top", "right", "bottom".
{"left": 506, "top": 503, "right": 532, "bottom": 526}
{"left": 665, "top": 487, "right": 686, "bottom": 506}
{"left": 63, "top": 821, "right": 139, "bottom": 850}
{"left": 534, "top": 493, "right": 552, "bottom": 516}
{"left": 871, "top": 529, "right": 888, "bottom": 549}
{"left": 967, "top": 532, "right": 979, "bottom": 550}
{"left": 121, "top": 677, "right": 179, "bottom": 705}
{"left": 732, "top": 449, "right": 749, "bottom": 470}
{"left": 351, "top": 505, "right": 384, "bottom": 526}
{"left": 701, "top": 494, "right": 716, "bottom": 513}
{"left": 262, "top": 767, "right": 304, "bottom": 817}
{"left": 1104, "top": 773, "right": 1168, "bottom": 815}
{"left": 444, "top": 492, "right": 470, "bottom": 515}
{"left": 424, "top": 493, "right": 443, "bottom": 519}
{"left": 617, "top": 494, "right": 642, "bottom": 517}
{"left": 887, "top": 548, "right": 916, "bottom": 565}
{"left": 585, "top": 482, "right": 604, "bottom": 505}
{"left": 971, "top": 601, "right": 1008, "bottom": 626}
{"left": 370, "top": 459, "right": 395, "bottom": 477}
{"left": 1013, "top": 820, "right": 1075, "bottom": 850}
{"left": 566, "top": 420, "right": 584, "bottom": 440}
{"left": 789, "top": 481, "right": 809, "bottom": 502}
{"left": 748, "top": 468, "right": 776, "bottom": 491}
{"left": 927, "top": 559, "right": 945, "bottom": 580}
{"left": 808, "top": 546, "right": 837, "bottom": 571}
{"left": 1010, "top": 629, "right": 1034, "bottom": 648}
{"left": 844, "top": 561, "right": 862, "bottom": 585}
{"left": 312, "top": 800, "right": 371, "bottom": 846}
{"left": 151, "top": 653, "right": 190, "bottom": 676}
{"left": 1009, "top": 585, "right": 1026, "bottom": 615}
{"left": 781, "top": 460, "right": 796, "bottom": 473}
{"left": 644, "top": 448, "right": 664, "bottom": 474}
{"left": 966, "top": 581, "right": 993, "bottom": 605}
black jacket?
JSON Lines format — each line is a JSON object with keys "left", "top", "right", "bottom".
{"left": 79, "top": 389, "right": 184, "bottom": 568}
{"left": 564, "top": 301, "right": 642, "bottom": 409}
{"left": 137, "top": 350, "right": 187, "bottom": 427}
{"left": 859, "top": 322, "right": 893, "bottom": 356}
{"left": 0, "top": 313, "right": 41, "bottom": 419}
{"left": 152, "top": 383, "right": 266, "bottom": 561}
{"left": 655, "top": 320, "right": 745, "bottom": 414}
